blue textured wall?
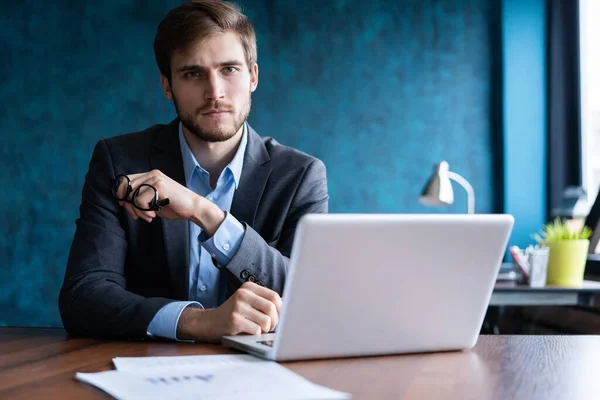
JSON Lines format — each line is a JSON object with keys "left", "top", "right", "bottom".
{"left": 1, "top": 0, "right": 497, "bottom": 327}
{"left": 502, "top": 0, "right": 547, "bottom": 249}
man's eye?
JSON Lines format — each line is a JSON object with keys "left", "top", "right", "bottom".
{"left": 223, "top": 67, "right": 238, "bottom": 74}
{"left": 185, "top": 71, "right": 200, "bottom": 78}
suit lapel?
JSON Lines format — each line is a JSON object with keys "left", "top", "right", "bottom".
{"left": 151, "top": 119, "right": 190, "bottom": 301}
{"left": 230, "top": 125, "right": 272, "bottom": 228}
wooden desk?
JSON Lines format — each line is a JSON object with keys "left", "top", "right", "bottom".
{"left": 3, "top": 328, "right": 600, "bottom": 399}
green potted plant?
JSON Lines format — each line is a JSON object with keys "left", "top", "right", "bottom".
{"left": 533, "top": 218, "right": 593, "bottom": 287}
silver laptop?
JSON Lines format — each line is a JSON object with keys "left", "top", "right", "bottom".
{"left": 222, "top": 213, "right": 514, "bottom": 361}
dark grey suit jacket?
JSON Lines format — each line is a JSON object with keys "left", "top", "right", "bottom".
{"left": 59, "top": 119, "right": 329, "bottom": 340}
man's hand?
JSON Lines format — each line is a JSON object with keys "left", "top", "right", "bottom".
{"left": 177, "top": 282, "right": 283, "bottom": 343}
{"left": 118, "top": 169, "right": 225, "bottom": 236}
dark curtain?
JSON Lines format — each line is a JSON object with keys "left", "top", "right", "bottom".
{"left": 546, "top": 0, "right": 582, "bottom": 220}
{"left": 490, "top": 0, "right": 504, "bottom": 213}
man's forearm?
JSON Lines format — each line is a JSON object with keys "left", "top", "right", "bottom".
{"left": 176, "top": 307, "right": 212, "bottom": 342}
{"left": 147, "top": 302, "right": 203, "bottom": 341}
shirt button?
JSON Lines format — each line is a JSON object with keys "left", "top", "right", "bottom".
{"left": 223, "top": 242, "right": 230, "bottom": 251}
{"left": 200, "top": 285, "right": 207, "bottom": 292}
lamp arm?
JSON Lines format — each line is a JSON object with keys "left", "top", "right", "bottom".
{"left": 447, "top": 171, "right": 475, "bottom": 214}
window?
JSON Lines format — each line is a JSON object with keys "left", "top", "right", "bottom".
{"left": 580, "top": 0, "right": 600, "bottom": 205}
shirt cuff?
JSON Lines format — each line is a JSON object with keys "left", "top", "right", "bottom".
{"left": 200, "top": 212, "right": 245, "bottom": 266}
{"left": 146, "top": 301, "right": 203, "bottom": 342}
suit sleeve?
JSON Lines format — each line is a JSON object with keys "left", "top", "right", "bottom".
{"left": 58, "top": 140, "right": 173, "bottom": 340}
{"left": 222, "top": 159, "right": 329, "bottom": 295}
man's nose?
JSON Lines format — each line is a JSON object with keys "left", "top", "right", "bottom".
{"left": 205, "top": 74, "right": 225, "bottom": 100}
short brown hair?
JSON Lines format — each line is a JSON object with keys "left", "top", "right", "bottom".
{"left": 153, "top": 0, "right": 257, "bottom": 80}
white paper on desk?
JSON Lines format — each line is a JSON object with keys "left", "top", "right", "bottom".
{"left": 113, "top": 354, "right": 261, "bottom": 371}
{"left": 76, "top": 362, "right": 351, "bottom": 400}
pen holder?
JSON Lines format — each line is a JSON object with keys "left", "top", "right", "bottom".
{"left": 511, "top": 245, "right": 549, "bottom": 287}
{"left": 526, "top": 246, "right": 550, "bottom": 287}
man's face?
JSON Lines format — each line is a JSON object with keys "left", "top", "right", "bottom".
{"left": 162, "top": 31, "right": 258, "bottom": 142}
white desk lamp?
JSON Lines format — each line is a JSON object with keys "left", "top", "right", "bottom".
{"left": 419, "top": 161, "right": 475, "bottom": 214}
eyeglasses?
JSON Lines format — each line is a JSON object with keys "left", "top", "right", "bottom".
{"left": 109, "top": 174, "right": 170, "bottom": 211}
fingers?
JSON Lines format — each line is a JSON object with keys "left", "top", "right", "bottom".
{"left": 241, "top": 282, "right": 283, "bottom": 315}
{"left": 128, "top": 170, "right": 163, "bottom": 191}
{"left": 231, "top": 313, "right": 263, "bottom": 336}
{"left": 216, "top": 283, "right": 282, "bottom": 337}
{"left": 126, "top": 170, "right": 160, "bottom": 184}
{"left": 133, "top": 184, "right": 159, "bottom": 210}
{"left": 236, "top": 301, "right": 272, "bottom": 334}
{"left": 123, "top": 201, "right": 156, "bottom": 223}
{"left": 237, "top": 286, "right": 280, "bottom": 332}
{"left": 116, "top": 170, "right": 165, "bottom": 222}
{"left": 123, "top": 170, "right": 164, "bottom": 205}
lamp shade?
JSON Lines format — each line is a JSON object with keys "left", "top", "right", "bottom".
{"left": 419, "top": 161, "right": 454, "bottom": 206}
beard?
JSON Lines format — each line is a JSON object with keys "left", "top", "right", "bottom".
{"left": 173, "top": 93, "right": 251, "bottom": 143}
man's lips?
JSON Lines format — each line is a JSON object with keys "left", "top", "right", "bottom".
{"left": 202, "top": 109, "right": 231, "bottom": 115}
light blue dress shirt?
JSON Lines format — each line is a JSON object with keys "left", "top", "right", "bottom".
{"left": 146, "top": 122, "right": 247, "bottom": 340}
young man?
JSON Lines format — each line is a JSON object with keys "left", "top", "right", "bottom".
{"left": 59, "top": 0, "right": 328, "bottom": 343}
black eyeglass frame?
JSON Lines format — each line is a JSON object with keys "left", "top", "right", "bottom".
{"left": 109, "top": 174, "right": 170, "bottom": 211}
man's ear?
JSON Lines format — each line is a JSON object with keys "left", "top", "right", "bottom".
{"left": 250, "top": 63, "right": 259, "bottom": 93}
{"left": 160, "top": 74, "right": 173, "bottom": 101}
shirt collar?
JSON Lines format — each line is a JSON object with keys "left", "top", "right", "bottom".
{"left": 178, "top": 121, "right": 247, "bottom": 189}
